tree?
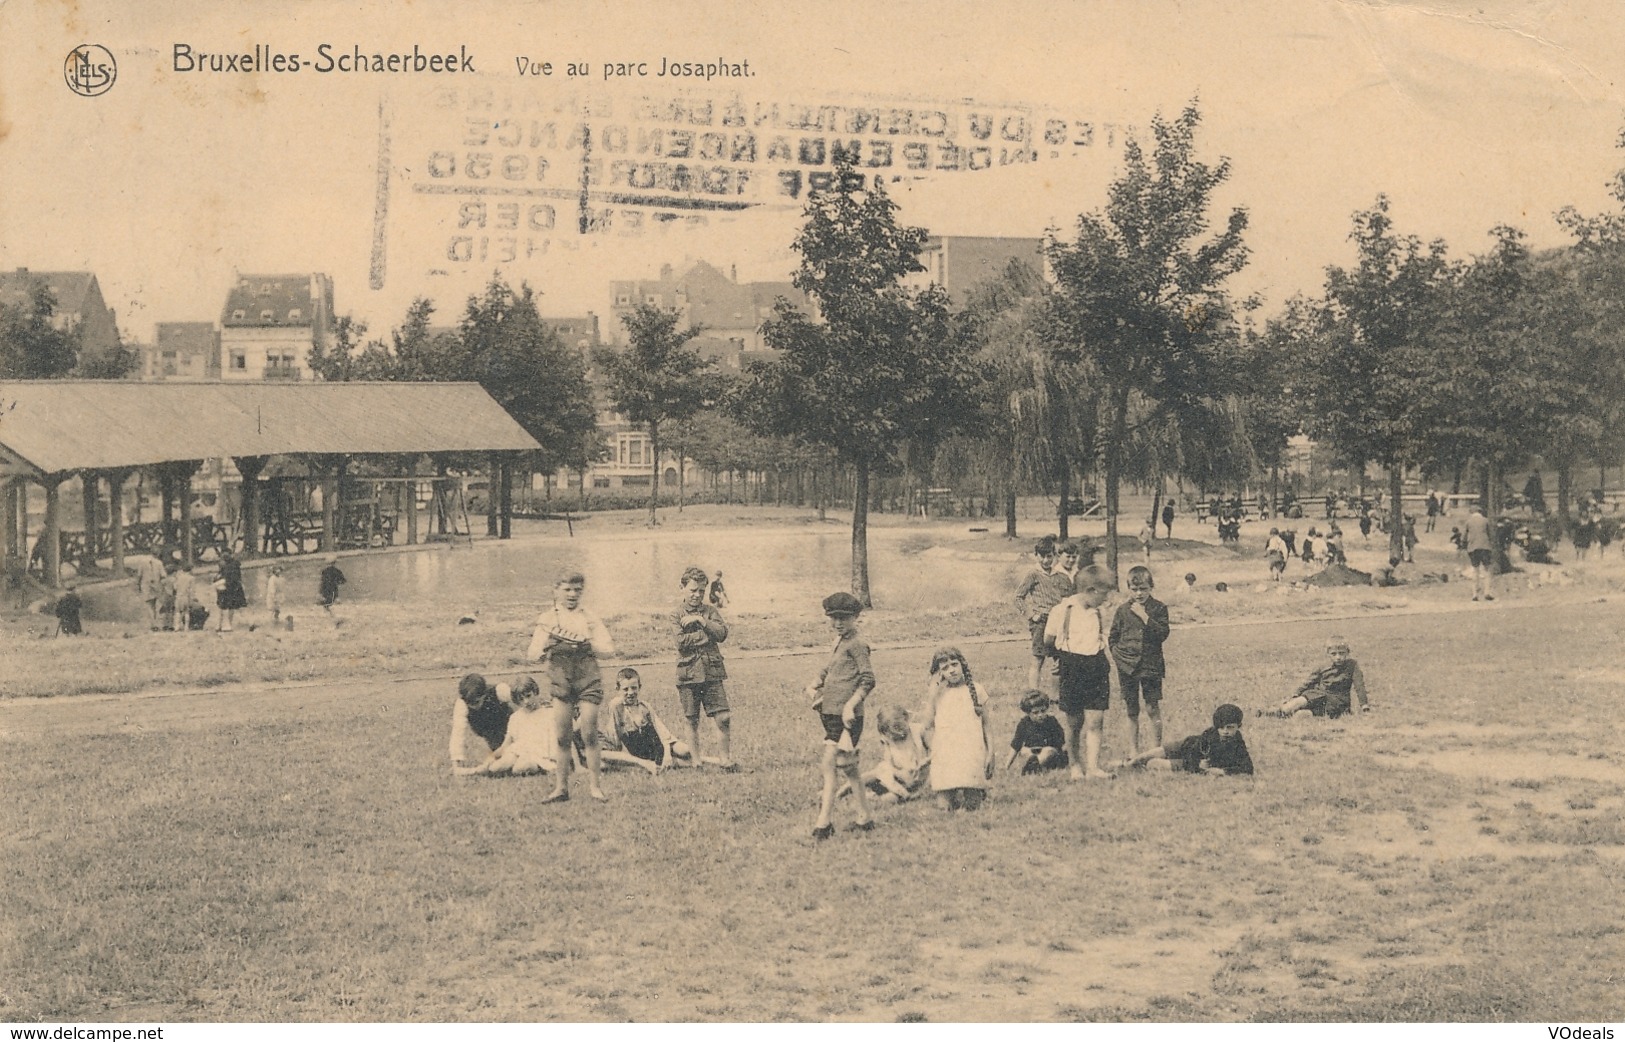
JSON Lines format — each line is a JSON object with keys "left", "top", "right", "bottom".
{"left": 0, "top": 282, "right": 80, "bottom": 378}
{"left": 739, "top": 163, "right": 989, "bottom": 605}
{"left": 458, "top": 275, "right": 599, "bottom": 480}
{"left": 1045, "top": 101, "right": 1250, "bottom": 579}
{"left": 594, "top": 305, "right": 719, "bottom": 526}
{"left": 1295, "top": 196, "right": 1456, "bottom": 556}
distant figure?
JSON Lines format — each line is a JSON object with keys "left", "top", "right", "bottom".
{"left": 1138, "top": 517, "right": 1155, "bottom": 563}
{"left": 1463, "top": 504, "right": 1495, "bottom": 602}
{"left": 319, "top": 555, "right": 346, "bottom": 613}
{"left": 1401, "top": 515, "right": 1418, "bottom": 563}
{"left": 707, "top": 569, "right": 729, "bottom": 609}
{"left": 215, "top": 548, "right": 246, "bottom": 632}
{"left": 133, "top": 554, "right": 166, "bottom": 630}
{"left": 1425, "top": 490, "right": 1441, "bottom": 532}
{"left": 1161, "top": 502, "right": 1175, "bottom": 540}
{"left": 1183, "top": 573, "right": 1197, "bottom": 593}
{"left": 53, "top": 583, "right": 83, "bottom": 636}
{"left": 1523, "top": 471, "right": 1547, "bottom": 516}
{"left": 1265, "top": 528, "right": 1289, "bottom": 582}
{"left": 264, "top": 565, "right": 285, "bottom": 623}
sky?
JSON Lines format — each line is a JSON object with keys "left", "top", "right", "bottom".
{"left": 4, "top": 0, "right": 1625, "bottom": 344}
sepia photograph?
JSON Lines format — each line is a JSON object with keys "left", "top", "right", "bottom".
{"left": 3, "top": 0, "right": 1624, "bottom": 1026}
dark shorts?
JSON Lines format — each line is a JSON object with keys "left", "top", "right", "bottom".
{"left": 1020, "top": 749, "right": 1070, "bottom": 773}
{"left": 1028, "top": 617, "right": 1050, "bottom": 657}
{"left": 1056, "top": 651, "right": 1111, "bottom": 714}
{"left": 820, "top": 711, "right": 864, "bottom": 748}
{"left": 621, "top": 724, "right": 665, "bottom": 765}
{"left": 678, "top": 680, "right": 729, "bottom": 718}
{"left": 1267, "top": 551, "right": 1285, "bottom": 572}
{"left": 1304, "top": 689, "right": 1352, "bottom": 718}
{"left": 1119, "top": 674, "right": 1163, "bottom": 716}
{"left": 1468, "top": 548, "right": 1493, "bottom": 567}
{"left": 548, "top": 650, "right": 604, "bottom": 705}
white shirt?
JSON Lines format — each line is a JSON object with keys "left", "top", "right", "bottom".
{"left": 1043, "top": 595, "right": 1107, "bottom": 656}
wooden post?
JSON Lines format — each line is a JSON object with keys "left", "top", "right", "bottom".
{"left": 80, "top": 471, "right": 101, "bottom": 573}
{"left": 1, "top": 479, "right": 14, "bottom": 565}
{"left": 319, "top": 459, "right": 339, "bottom": 552}
{"left": 486, "top": 452, "right": 500, "bottom": 537}
{"left": 41, "top": 474, "right": 64, "bottom": 587}
{"left": 405, "top": 476, "right": 419, "bottom": 546}
{"left": 499, "top": 455, "right": 513, "bottom": 540}
{"left": 234, "top": 456, "right": 267, "bottom": 558}
{"left": 108, "top": 468, "right": 131, "bottom": 576}
{"left": 178, "top": 465, "right": 195, "bottom": 564}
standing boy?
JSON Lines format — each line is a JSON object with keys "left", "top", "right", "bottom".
{"left": 1463, "top": 503, "right": 1495, "bottom": 602}
{"left": 673, "top": 566, "right": 736, "bottom": 770}
{"left": 807, "top": 591, "right": 875, "bottom": 839}
{"left": 1014, "top": 536, "right": 1071, "bottom": 691}
{"left": 1109, "top": 565, "right": 1171, "bottom": 756}
{"left": 1044, "top": 565, "right": 1116, "bottom": 780}
{"left": 527, "top": 570, "right": 615, "bottom": 802}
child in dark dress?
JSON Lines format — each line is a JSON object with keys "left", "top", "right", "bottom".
{"left": 1122, "top": 703, "right": 1253, "bottom": 775}
{"left": 53, "top": 583, "right": 84, "bottom": 636}
{"left": 1007, "top": 689, "right": 1068, "bottom": 774}
{"left": 319, "top": 555, "right": 346, "bottom": 613}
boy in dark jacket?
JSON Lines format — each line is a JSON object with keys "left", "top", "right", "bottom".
{"left": 1108, "top": 565, "right": 1171, "bottom": 755}
{"left": 1122, "top": 703, "right": 1253, "bottom": 776}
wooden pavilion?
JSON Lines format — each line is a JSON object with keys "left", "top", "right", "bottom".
{"left": 0, "top": 381, "right": 541, "bottom": 586}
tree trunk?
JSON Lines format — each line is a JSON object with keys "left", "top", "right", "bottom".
{"left": 1478, "top": 463, "right": 1491, "bottom": 517}
{"left": 1150, "top": 484, "right": 1164, "bottom": 542}
{"left": 648, "top": 421, "right": 660, "bottom": 527}
{"left": 499, "top": 456, "right": 513, "bottom": 540}
{"left": 235, "top": 456, "right": 266, "bottom": 558}
{"left": 486, "top": 453, "right": 500, "bottom": 537}
{"left": 1005, "top": 487, "right": 1018, "bottom": 539}
{"left": 108, "top": 469, "right": 128, "bottom": 576}
{"left": 1057, "top": 462, "right": 1070, "bottom": 541}
{"left": 677, "top": 441, "right": 686, "bottom": 512}
{"left": 1102, "top": 389, "right": 1129, "bottom": 583}
{"left": 852, "top": 457, "right": 872, "bottom": 607}
{"left": 1557, "top": 462, "right": 1572, "bottom": 533}
{"left": 81, "top": 472, "right": 100, "bottom": 573}
{"left": 1388, "top": 465, "right": 1405, "bottom": 559}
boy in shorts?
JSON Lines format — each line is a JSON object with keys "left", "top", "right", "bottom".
{"left": 1014, "top": 536, "right": 1072, "bottom": 690}
{"left": 673, "top": 566, "right": 736, "bottom": 770}
{"left": 1267, "top": 638, "right": 1370, "bottom": 719}
{"left": 527, "top": 570, "right": 615, "bottom": 802}
{"left": 1109, "top": 565, "right": 1171, "bottom": 756}
{"left": 595, "top": 667, "right": 694, "bottom": 774}
{"left": 1045, "top": 565, "right": 1116, "bottom": 780}
{"left": 1122, "top": 703, "right": 1253, "bottom": 775}
{"left": 807, "top": 591, "right": 876, "bottom": 839}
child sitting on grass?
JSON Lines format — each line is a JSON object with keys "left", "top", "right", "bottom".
{"left": 457, "top": 676, "right": 559, "bottom": 777}
{"left": 1007, "top": 689, "right": 1068, "bottom": 774}
{"left": 840, "top": 705, "right": 929, "bottom": 802}
{"left": 1266, "top": 638, "right": 1371, "bottom": 719}
{"left": 1121, "top": 703, "right": 1253, "bottom": 775}
{"left": 591, "top": 667, "right": 694, "bottom": 774}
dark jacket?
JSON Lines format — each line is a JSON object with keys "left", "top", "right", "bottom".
{"left": 1171, "top": 727, "right": 1254, "bottom": 775}
{"left": 1108, "top": 597, "right": 1170, "bottom": 678}
{"left": 672, "top": 603, "right": 729, "bottom": 685}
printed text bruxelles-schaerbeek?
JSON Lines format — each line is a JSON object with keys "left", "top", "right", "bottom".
{"left": 172, "top": 44, "right": 475, "bottom": 74}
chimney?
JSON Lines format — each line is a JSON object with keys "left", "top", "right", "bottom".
{"left": 730, "top": 264, "right": 737, "bottom": 282}
{"left": 660, "top": 263, "right": 673, "bottom": 281}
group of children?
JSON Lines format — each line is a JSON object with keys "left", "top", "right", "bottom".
{"left": 450, "top": 567, "right": 736, "bottom": 804}
{"left": 447, "top": 536, "right": 1375, "bottom": 841}
{"left": 118, "top": 551, "right": 345, "bottom": 635}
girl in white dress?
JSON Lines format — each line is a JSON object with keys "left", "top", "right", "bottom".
{"left": 920, "top": 647, "right": 994, "bottom": 811}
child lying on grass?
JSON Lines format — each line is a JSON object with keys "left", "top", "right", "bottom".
{"left": 1264, "top": 638, "right": 1371, "bottom": 719}
{"left": 449, "top": 673, "right": 513, "bottom": 770}
{"left": 1120, "top": 703, "right": 1253, "bottom": 775}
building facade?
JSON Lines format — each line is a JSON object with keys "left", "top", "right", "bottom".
{"left": 608, "top": 259, "right": 806, "bottom": 371}
{"left": 219, "top": 273, "right": 334, "bottom": 381}
{"left": 137, "top": 321, "right": 221, "bottom": 381}
{"left": 0, "top": 268, "right": 121, "bottom": 357}
{"left": 907, "top": 235, "right": 1046, "bottom": 306}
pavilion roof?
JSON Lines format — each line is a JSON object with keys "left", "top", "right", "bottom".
{"left": 0, "top": 381, "right": 541, "bottom": 476}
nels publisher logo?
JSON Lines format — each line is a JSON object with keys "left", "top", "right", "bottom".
{"left": 65, "top": 44, "right": 116, "bottom": 97}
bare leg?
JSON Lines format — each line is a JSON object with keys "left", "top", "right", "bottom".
{"left": 577, "top": 701, "right": 606, "bottom": 800}
{"left": 547, "top": 702, "right": 572, "bottom": 800}
{"left": 1084, "top": 709, "right": 1111, "bottom": 777}
{"left": 847, "top": 761, "right": 872, "bottom": 826}
{"left": 683, "top": 714, "right": 703, "bottom": 766}
{"left": 713, "top": 710, "right": 733, "bottom": 766}
{"left": 1012, "top": 748, "right": 1035, "bottom": 774}
{"left": 815, "top": 745, "right": 839, "bottom": 829}
{"left": 1145, "top": 700, "right": 1163, "bottom": 749}
{"left": 1064, "top": 711, "right": 1085, "bottom": 780}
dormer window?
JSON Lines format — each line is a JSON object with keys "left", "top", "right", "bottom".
{"left": 232, "top": 309, "right": 246, "bottom": 321}
{"left": 260, "top": 283, "right": 272, "bottom": 293}
{"left": 260, "top": 309, "right": 274, "bottom": 321}
{"left": 288, "top": 308, "right": 303, "bottom": 321}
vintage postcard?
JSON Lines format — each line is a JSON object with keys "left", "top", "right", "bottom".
{"left": 3, "top": 0, "right": 1624, "bottom": 1029}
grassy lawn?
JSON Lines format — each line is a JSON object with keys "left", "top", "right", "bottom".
{"left": 3, "top": 600, "right": 1623, "bottom": 1021}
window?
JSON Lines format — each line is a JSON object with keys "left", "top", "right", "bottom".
{"left": 288, "top": 308, "right": 303, "bottom": 321}
{"left": 229, "top": 350, "right": 247, "bottom": 370}
{"left": 615, "top": 293, "right": 630, "bottom": 306}
{"left": 644, "top": 294, "right": 658, "bottom": 304}
{"left": 232, "top": 309, "right": 246, "bottom": 321}
{"left": 592, "top": 476, "right": 610, "bottom": 489}
{"left": 260, "top": 309, "right": 274, "bottom": 321}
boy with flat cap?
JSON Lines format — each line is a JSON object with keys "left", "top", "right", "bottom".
{"left": 806, "top": 591, "right": 876, "bottom": 839}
